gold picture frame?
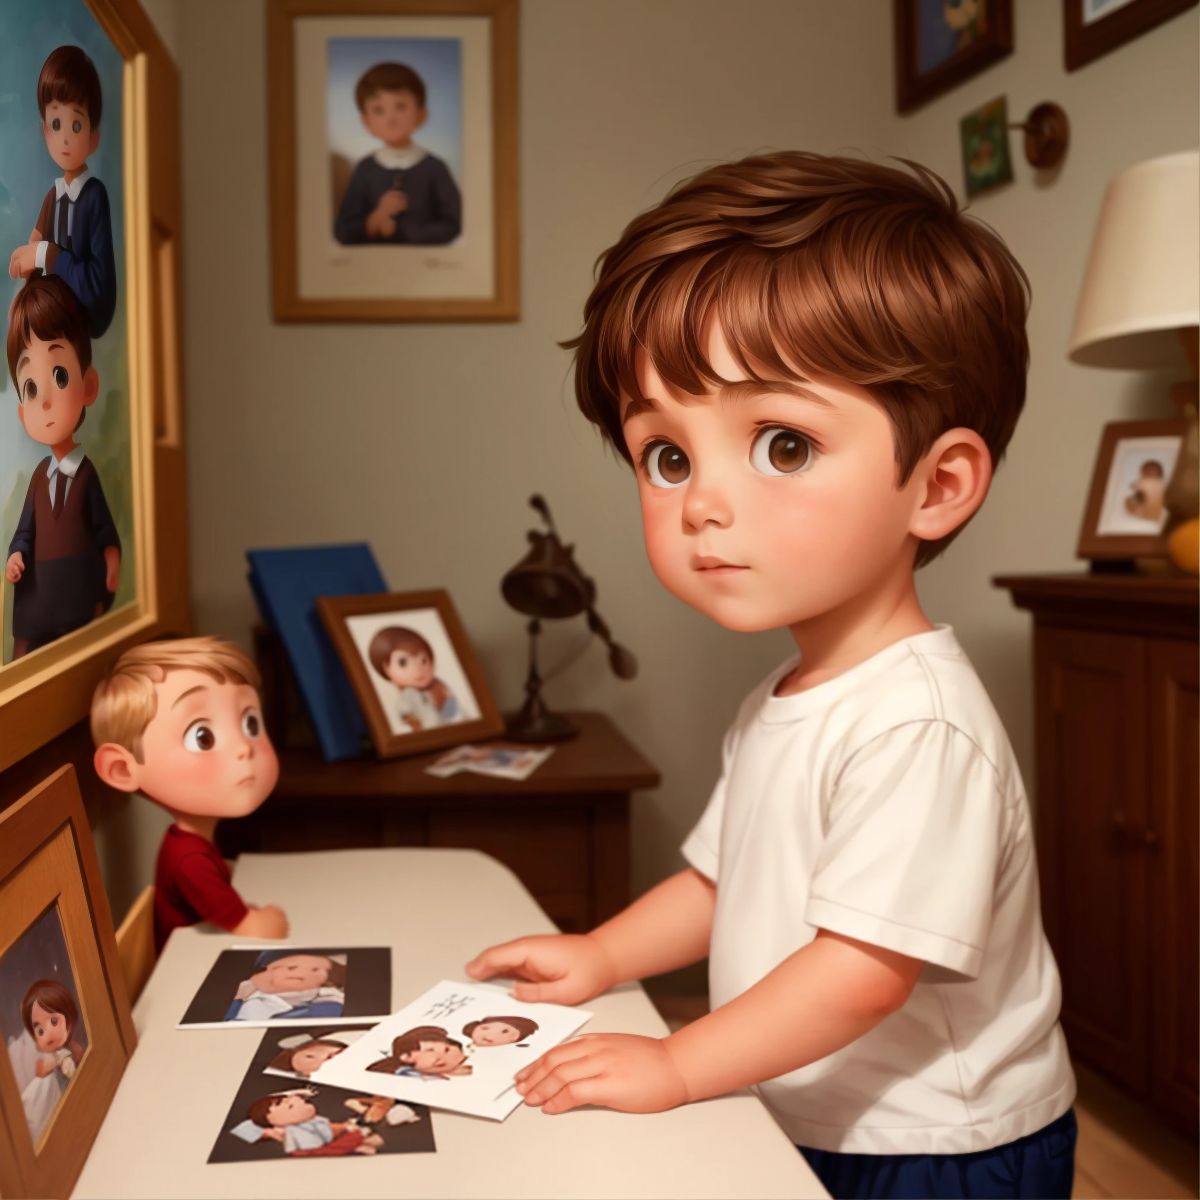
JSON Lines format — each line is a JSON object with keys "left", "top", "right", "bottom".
{"left": 0, "top": 766, "right": 136, "bottom": 1199}
{"left": 268, "top": 0, "right": 520, "bottom": 322}
{"left": 317, "top": 589, "right": 505, "bottom": 759}
{"left": 0, "top": 0, "right": 189, "bottom": 775}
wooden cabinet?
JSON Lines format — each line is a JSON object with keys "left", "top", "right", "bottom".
{"left": 996, "top": 573, "right": 1198, "bottom": 1138}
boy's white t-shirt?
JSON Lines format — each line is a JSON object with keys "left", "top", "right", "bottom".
{"left": 681, "top": 625, "right": 1075, "bottom": 1155}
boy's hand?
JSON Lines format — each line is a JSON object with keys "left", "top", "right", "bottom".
{"left": 8, "top": 244, "right": 37, "bottom": 279}
{"left": 233, "top": 904, "right": 289, "bottom": 939}
{"left": 5, "top": 553, "right": 24, "bottom": 583}
{"left": 375, "top": 190, "right": 407, "bottom": 218}
{"left": 465, "top": 933, "right": 616, "bottom": 1005}
{"left": 104, "top": 547, "right": 120, "bottom": 594}
{"left": 515, "top": 1033, "right": 688, "bottom": 1115}
{"left": 365, "top": 211, "right": 397, "bottom": 239}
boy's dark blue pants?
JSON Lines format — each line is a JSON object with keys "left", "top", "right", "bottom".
{"left": 798, "top": 1107, "right": 1077, "bottom": 1200}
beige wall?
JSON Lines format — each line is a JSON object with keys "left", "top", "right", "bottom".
{"left": 111, "top": 0, "right": 1196, "bottom": 913}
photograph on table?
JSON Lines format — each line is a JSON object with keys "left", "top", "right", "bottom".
{"left": 318, "top": 589, "right": 505, "bottom": 760}
{"left": 263, "top": 1025, "right": 377, "bottom": 1082}
{"left": 209, "top": 1026, "right": 434, "bottom": 1163}
{"left": 0, "top": 767, "right": 136, "bottom": 1200}
{"left": 177, "top": 946, "right": 392, "bottom": 1030}
{"left": 1, "top": 0, "right": 142, "bottom": 669}
{"left": 1077, "top": 417, "right": 1188, "bottom": 561}
{"left": 268, "top": 0, "right": 518, "bottom": 321}
{"left": 313, "top": 979, "right": 591, "bottom": 1120}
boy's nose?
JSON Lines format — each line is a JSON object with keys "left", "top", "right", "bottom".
{"left": 682, "top": 475, "right": 734, "bottom": 530}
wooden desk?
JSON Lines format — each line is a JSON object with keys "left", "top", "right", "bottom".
{"left": 216, "top": 713, "right": 659, "bottom": 935}
{"left": 73, "top": 848, "right": 826, "bottom": 1199}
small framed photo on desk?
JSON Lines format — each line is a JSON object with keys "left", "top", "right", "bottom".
{"left": 318, "top": 589, "right": 504, "bottom": 759}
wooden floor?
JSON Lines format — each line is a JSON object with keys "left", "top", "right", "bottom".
{"left": 646, "top": 988, "right": 1198, "bottom": 1200}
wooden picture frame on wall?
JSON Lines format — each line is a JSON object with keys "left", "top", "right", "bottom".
{"left": 1064, "top": 0, "right": 1198, "bottom": 71}
{"left": 268, "top": 0, "right": 520, "bottom": 322}
{"left": 894, "top": 0, "right": 1014, "bottom": 113}
{"left": 1077, "top": 418, "right": 1189, "bottom": 561}
{"left": 0, "top": 0, "right": 189, "bottom": 775}
{"left": 0, "top": 766, "right": 136, "bottom": 1199}
{"left": 317, "top": 589, "right": 504, "bottom": 759}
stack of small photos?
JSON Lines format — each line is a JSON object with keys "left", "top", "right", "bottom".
{"left": 177, "top": 946, "right": 591, "bottom": 1164}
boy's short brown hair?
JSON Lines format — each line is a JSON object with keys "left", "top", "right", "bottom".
{"left": 90, "top": 636, "right": 260, "bottom": 762}
{"left": 38, "top": 45, "right": 103, "bottom": 128}
{"left": 368, "top": 626, "right": 433, "bottom": 680}
{"left": 567, "top": 151, "right": 1031, "bottom": 566}
{"left": 355, "top": 62, "right": 426, "bottom": 111}
{"left": 7, "top": 274, "right": 93, "bottom": 384}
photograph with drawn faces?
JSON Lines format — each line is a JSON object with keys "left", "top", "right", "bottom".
{"left": 0, "top": 903, "right": 90, "bottom": 1151}
{"left": 208, "top": 1024, "right": 434, "bottom": 1164}
{"left": 1, "top": 1, "right": 136, "bottom": 665}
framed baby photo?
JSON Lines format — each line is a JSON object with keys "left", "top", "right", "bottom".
{"left": 894, "top": 0, "right": 1013, "bottom": 113}
{"left": 317, "top": 589, "right": 504, "bottom": 759}
{"left": 1077, "top": 418, "right": 1188, "bottom": 561}
{"left": 267, "top": 0, "right": 520, "bottom": 322}
{"left": 0, "top": 766, "right": 136, "bottom": 1200}
{"left": 0, "top": 0, "right": 189, "bottom": 776}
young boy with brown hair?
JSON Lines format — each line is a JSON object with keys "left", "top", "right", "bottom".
{"left": 7, "top": 45, "right": 117, "bottom": 339}
{"left": 91, "top": 636, "right": 289, "bottom": 950}
{"left": 333, "top": 61, "right": 462, "bottom": 246}
{"left": 5, "top": 274, "right": 120, "bottom": 658}
{"left": 466, "top": 151, "right": 1077, "bottom": 1199}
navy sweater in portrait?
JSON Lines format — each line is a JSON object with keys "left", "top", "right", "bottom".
{"left": 333, "top": 153, "right": 462, "bottom": 246}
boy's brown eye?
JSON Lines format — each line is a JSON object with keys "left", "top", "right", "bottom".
{"left": 51, "top": 117, "right": 61, "bottom": 131}
{"left": 72, "top": 120, "right": 82, "bottom": 134}
{"left": 183, "top": 721, "right": 216, "bottom": 752}
{"left": 53, "top": 366, "right": 69, "bottom": 389}
{"left": 750, "top": 426, "right": 814, "bottom": 476}
{"left": 644, "top": 442, "right": 690, "bottom": 489}
{"left": 22, "top": 380, "right": 37, "bottom": 402}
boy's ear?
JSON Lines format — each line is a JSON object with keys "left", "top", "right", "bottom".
{"left": 82, "top": 366, "right": 99, "bottom": 407}
{"left": 908, "top": 428, "right": 992, "bottom": 545}
{"left": 93, "top": 743, "right": 142, "bottom": 793}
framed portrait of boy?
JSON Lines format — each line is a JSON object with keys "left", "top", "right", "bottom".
{"left": 267, "top": 0, "right": 519, "bottom": 322}
{"left": 0, "top": 766, "right": 136, "bottom": 1199}
{"left": 1077, "top": 418, "right": 1189, "bottom": 561}
{"left": 894, "top": 0, "right": 1013, "bottom": 113}
{"left": 0, "top": 0, "right": 188, "bottom": 775}
{"left": 317, "top": 590, "right": 504, "bottom": 759}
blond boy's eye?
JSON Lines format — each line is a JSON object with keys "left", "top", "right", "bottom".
{"left": 241, "top": 711, "right": 262, "bottom": 739}
{"left": 183, "top": 721, "right": 216, "bottom": 752}
{"left": 750, "top": 426, "right": 814, "bottom": 476}
{"left": 642, "top": 441, "right": 690, "bottom": 489}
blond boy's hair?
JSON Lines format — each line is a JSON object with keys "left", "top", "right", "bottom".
{"left": 90, "top": 637, "right": 260, "bottom": 761}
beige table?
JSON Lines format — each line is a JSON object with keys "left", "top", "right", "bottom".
{"left": 75, "top": 848, "right": 826, "bottom": 1199}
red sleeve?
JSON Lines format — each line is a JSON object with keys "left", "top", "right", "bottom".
{"left": 172, "top": 851, "right": 249, "bottom": 931}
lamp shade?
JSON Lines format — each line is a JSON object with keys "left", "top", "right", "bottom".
{"left": 1069, "top": 150, "right": 1199, "bottom": 370}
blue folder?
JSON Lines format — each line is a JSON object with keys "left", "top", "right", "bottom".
{"left": 246, "top": 544, "right": 387, "bottom": 761}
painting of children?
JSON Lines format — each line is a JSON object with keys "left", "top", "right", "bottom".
{"left": 368, "top": 625, "right": 462, "bottom": 732}
{"left": 0, "top": 3, "right": 136, "bottom": 666}
{"left": 0, "top": 905, "right": 90, "bottom": 1147}
{"left": 224, "top": 951, "right": 347, "bottom": 1022}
